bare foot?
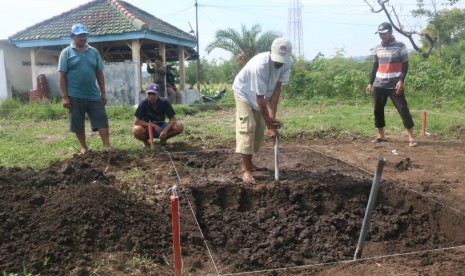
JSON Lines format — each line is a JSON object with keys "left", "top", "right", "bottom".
{"left": 241, "top": 170, "right": 256, "bottom": 183}
{"left": 409, "top": 140, "right": 418, "bottom": 147}
{"left": 80, "top": 148, "right": 88, "bottom": 155}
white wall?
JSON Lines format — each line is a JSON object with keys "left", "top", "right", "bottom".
{"left": 2, "top": 42, "right": 200, "bottom": 105}
{"left": 0, "top": 47, "right": 7, "bottom": 101}
{"left": 2, "top": 43, "right": 32, "bottom": 97}
{"left": 35, "top": 62, "right": 200, "bottom": 105}
{"left": 179, "top": 88, "right": 201, "bottom": 104}
{"left": 35, "top": 61, "right": 138, "bottom": 105}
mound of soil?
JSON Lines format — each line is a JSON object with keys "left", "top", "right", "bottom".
{"left": 1, "top": 143, "right": 465, "bottom": 275}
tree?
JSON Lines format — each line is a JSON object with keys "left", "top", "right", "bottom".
{"left": 185, "top": 58, "right": 239, "bottom": 87}
{"left": 364, "top": 0, "right": 437, "bottom": 58}
{"left": 421, "top": 8, "right": 465, "bottom": 67}
{"left": 411, "top": 0, "right": 461, "bottom": 19}
{"left": 365, "top": 0, "right": 463, "bottom": 58}
{"left": 422, "top": 8, "right": 465, "bottom": 48}
{"left": 205, "top": 24, "right": 281, "bottom": 68}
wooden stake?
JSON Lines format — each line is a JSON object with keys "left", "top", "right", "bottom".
{"left": 421, "top": 110, "right": 427, "bottom": 136}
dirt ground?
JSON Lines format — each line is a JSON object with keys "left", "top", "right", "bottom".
{"left": 1, "top": 135, "right": 465, "bottom": 275}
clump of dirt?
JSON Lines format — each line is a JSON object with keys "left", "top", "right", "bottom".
{"left": 1, "top": 147, "right": 465, "bottom": 275}
{"left": 395, "top": 157, "right": 413, "bottom": 171}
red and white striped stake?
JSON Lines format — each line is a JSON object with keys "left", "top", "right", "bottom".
{"left": 148, "top": 121, "right": 154, "bottom": 149}
{"left": 171, "top": 187, "right": 182, "bottom": 276}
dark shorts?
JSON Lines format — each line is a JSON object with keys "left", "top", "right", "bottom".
{"left": 69, "top": 97, "right": 109, "bottom": 133}
{"left": 148, "top": 122, "right": 168, "bottom": 139}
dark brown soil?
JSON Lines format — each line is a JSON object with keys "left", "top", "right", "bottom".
{"left": 1, "top": 138, "right": 465, "bottom": 275}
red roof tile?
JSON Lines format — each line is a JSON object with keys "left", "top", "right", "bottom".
{"left": 9, "top": 0, "right": 195, "bottom": 45}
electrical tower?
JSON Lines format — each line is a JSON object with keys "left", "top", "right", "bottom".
{"left": 287, "top": 0, "right": 304, "bottom": 58}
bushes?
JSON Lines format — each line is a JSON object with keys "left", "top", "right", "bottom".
{"left": 284, "top": 56, "right": 371, "bottom": 101}
{"left": 283, "top": 51, "right": 465, "bottom": 109}
{"left": 0, "top": 98, "right": 66, "bottom": 121}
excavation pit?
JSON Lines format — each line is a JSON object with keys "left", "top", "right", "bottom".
{"left": 1, "top": 147, "right": 465, "bottom": 275}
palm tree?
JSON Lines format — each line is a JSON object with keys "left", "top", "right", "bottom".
{"left": 205, "top": 24, "right": 281, "bottom": 68}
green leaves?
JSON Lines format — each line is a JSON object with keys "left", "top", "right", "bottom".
{"left": 205, "top": 24, "right": 280, "bottom": 67}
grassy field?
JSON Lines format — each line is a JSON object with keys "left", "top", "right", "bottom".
{"left": 1, "top": 95, "right": 464, "bottom": 169}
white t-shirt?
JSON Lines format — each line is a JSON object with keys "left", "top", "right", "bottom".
{"left": 232, "top": 52, "right": 292, "bottom": 110}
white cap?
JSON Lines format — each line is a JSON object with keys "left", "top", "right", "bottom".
{"left": 270, "top": 38, "right": 292, "bottom": 64}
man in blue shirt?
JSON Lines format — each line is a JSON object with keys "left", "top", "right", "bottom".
{"left": 133, "top": 83, "right": 184, "bottom": 147}
{"left": 58, "top": 23, "right": 111, "bottom": 154}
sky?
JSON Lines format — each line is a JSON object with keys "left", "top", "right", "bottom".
{"left": 1, "top": 0, "right": 464, "bottom": 61}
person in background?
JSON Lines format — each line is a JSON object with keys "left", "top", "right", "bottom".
{"left": 232, "top": 37, "right": 293, "bottom": 183}
{"left": 166, "top": 64, "right": 181, "bottom": 104}
{"left": 366, "top": 22, "right": 417, "bottom": 147}
{"left": 147, "top": 55, "right": 166, "bottom": 98}
{"left": 58, "top": 23, "right": 111, "bottom": 154}
{"left": 132, "top": 83, "right": 184, "bottom": 147}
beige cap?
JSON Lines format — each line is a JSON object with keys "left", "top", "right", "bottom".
{"left": 270, "top": 37, "right": 292, "bottom": 64}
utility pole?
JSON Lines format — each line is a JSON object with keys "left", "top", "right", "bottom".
{"left": 195, "top": 0, "right": 200, "bottom": 93}
{"left": 288, "top": 0, "right": 304, "bottom": 58}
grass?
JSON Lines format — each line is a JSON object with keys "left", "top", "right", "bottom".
{"left": 1, "top": 96, "right": 464, "bottom": 169}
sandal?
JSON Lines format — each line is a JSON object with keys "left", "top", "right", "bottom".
{"left": 409, "top": 140, "right": 418, "bottom": 147}
{"left": 371, "top": 137, "right": 387, "bottom": 143}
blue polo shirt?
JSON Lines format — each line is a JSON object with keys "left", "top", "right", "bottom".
{"left": 58, "top": 43, "right": 104, "bottom": 100}
{"left": 134, "top": 98, "right": 175, "bottom": 126}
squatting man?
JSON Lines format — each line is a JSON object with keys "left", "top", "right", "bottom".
{"left": 132, "top": 83, "right": 184, "bottom": 147}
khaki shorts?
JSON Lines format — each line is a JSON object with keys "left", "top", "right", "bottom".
{"left": 234, "top": 93, "right": 265, "bottom": 154}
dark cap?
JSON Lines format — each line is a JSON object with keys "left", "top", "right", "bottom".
{"left": 145, "top": 83, "right": 160, "bottom": 94}
{"left": 376, "top": 22, "right": 392, "bottom": 34}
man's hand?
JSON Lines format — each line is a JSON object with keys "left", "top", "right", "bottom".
{"left": 62, "top": 96, "right": 71, "bottom": 109}
{"left": 270, "top": 118, "right": 283, "bottom": 129}
{"left": 365, "top": 84, "right": 372, "bottom": 94}
{"left": 266, "top": 128, "right": 279, "bottom": 139}
{"left": 101, "top": 94, "right": 107, "bottom": 105}
{"left": 395, "top": 80, "right": 404, "bottom": 94}
{"left": 159, "top": 130, "right": 168, "bottom": 139}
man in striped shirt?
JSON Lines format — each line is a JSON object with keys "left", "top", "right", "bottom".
{"left": 366, "top": 22, "right": 417, "bottom": 147}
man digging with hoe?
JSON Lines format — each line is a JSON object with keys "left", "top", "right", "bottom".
{"left": 232, "top": 37, "right": 293, "bottom": 183}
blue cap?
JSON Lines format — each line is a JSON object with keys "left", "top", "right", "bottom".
{"left": 71, "top": 23, "right": 89, "bottom": 35}
{"left": 145, "top": 83, "right": 160, "bottom": 94}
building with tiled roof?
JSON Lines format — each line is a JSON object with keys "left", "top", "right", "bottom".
{"left": 9, "top": 0, "right": 197, "bottom": 62}
{"left": 2, "top": 0, "right": 200, "bottom": 104}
